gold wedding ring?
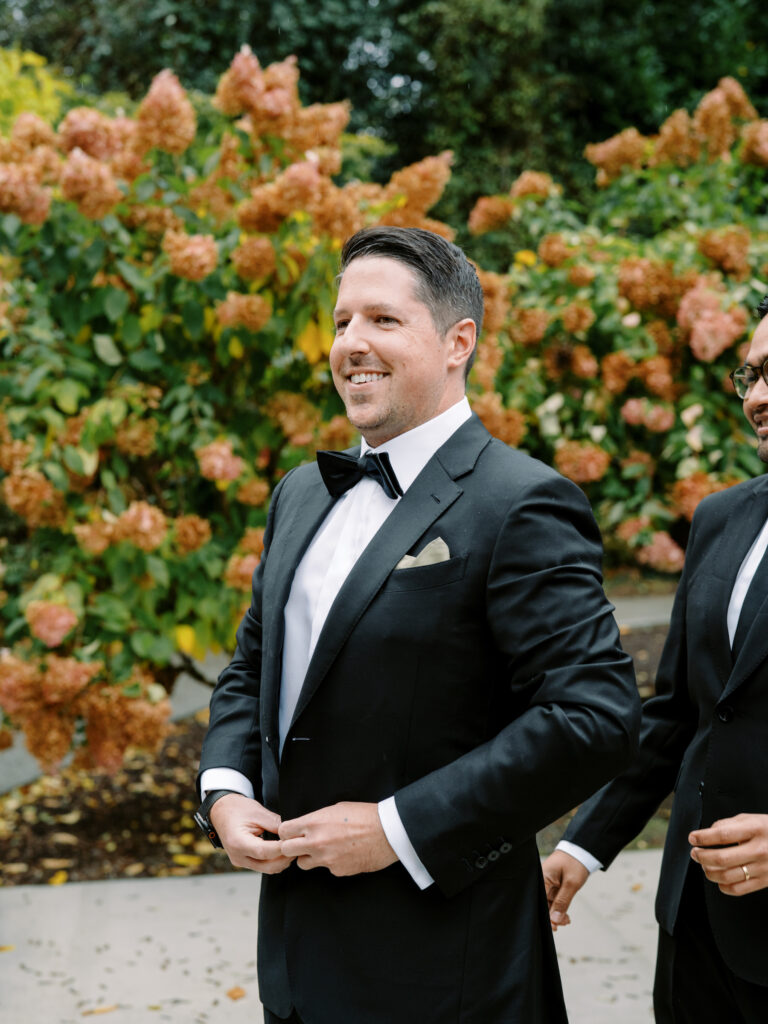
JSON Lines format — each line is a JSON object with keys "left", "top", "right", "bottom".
{"left": 741, "top": 864, "right": 750, "bottom": 882}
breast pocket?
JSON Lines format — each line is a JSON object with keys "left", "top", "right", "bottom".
{"left": 386, "top": 555, "right": 467, "bottom": 592}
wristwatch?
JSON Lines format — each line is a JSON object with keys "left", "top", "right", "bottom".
{"left": 194, "top": 789, "right": 239, "bottom": 849}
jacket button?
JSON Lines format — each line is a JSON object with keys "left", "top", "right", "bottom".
{"left": 698, "top": 780, "right": 704, "bottom": 796}
{"left": 488, "top": 850, "right": 500, "bottom": 862}
{"left": 475, "top": 856, "right": 488, "bottom": 870}
{"left": 499, "top": 842, "right": 512, "bottom": 854}
{"left": 717, "top": 704, "right": 734, "bottom": 723}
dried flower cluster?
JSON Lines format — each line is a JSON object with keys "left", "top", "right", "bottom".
{"left": 554, "top": 441, "right": 611, "bottom": 484}
{"left": 173, "top": 514, "right": 212, "bottom": 554}
{"left": 216, "top": 291, "right": 271, "bottom": 332}
{"left": 472, "top": 392, "right": 526, "bottom": 447}
{"left": 670, "top": 472, "right": 733, "bottom": 521}
{"left": 162, "top": 229, "right": 218, "bottom": 281}
{"left": 265, "top": 392, "right": 321, "bottom": 447}
{"left": 677, "top": 282, "right": 747, "bottom": 362}
{"left": 698, "top": 226, "right": 751, "bottom": 279}
{"left": 467, "top": 195, "right": 514, "bottom": 236}
{"left": 636, "top": 532, "right": 685, "bottom": 574}
{"left": 196, "top": 439, "right": 246, "bottom": 482}
{"left": 2, "top": 469, "right": 67, "bottom": 528}
{"left": 135, "top": 70, "right": 197, "bottom": 156}
{"left": 621, "top": 398, "right": 676, "bottom": 433}
{"left": 25, "top": 601, "right": 78, "bottom": 647}
{"left": 113, "top": 501, "right": 168, "bottom": 552}
{"left": 509, "top": 308, "right": 550, "bottom": 346}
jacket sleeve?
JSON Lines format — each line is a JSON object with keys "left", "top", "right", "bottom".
{"left": 394, "top": 472, "right": 641, "bottom": 897}
{"left": 196, "top": 473, "right": 289, "bottom": 802}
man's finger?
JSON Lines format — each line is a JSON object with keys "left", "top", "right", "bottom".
{"left": 689, "top": 814, "right": 754, "bottom": 848}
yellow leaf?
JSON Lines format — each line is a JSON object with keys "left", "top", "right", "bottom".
{"left": 48, "top": 870, "right": 68, "bottom": 886}
{"left": 82, "top": 1006, "right": 120, "bottom": 1016}
{"left": 227, "top": 987, "right": 246, "bottom": 1001}
{"left": 174, "top": 625, "right": 197, "bottom": 655}
{"left": 172, "top": 853, "right": 202, "bottom": 867}
{"left": 296, "top": 321, "right": 323, "bottom": 364}
{"left": 0, "top": 945, "right": 15, "bottom": 953}
{"left": 228, "top": 336, "right": 244, "bottom": 359}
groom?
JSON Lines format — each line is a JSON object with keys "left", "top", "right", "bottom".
{"left": 197, "top": 225, "right": 640, "bottom": 1023}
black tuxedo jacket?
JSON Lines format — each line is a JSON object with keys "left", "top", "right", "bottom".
{"left": 565, "top": 474, "right": 768, "bottom": 987}
{"left": 199, "top": 415, "right": 640, "bottom": 1023}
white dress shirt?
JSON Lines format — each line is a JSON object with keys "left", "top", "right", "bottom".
{"left": 201, "top": 397, "right": 472, "bottom": 889}
{"left": 558, "top": 510, "right": 768, "bottom": 874}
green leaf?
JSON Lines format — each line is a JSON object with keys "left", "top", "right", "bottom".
{"left": 103, "top": 288, "right": 130, "bottom": 323}
{"left": 63, "top": 445, "right": 99, "bottom": 476}
{"left": 50, "top": 378, "right": 89, "bottom": 414}
{"left": 182, "top": 301, "right": 205, "bottom": 340}
{"left": 93, "top": 334, "right": 123, "bottom": 366}
{"left": 146, "top": 555, "right": 170, "bottom": 588}
{"left": 121, "top": 314, "right": 142, "bottom": 349}
{"left": 116, "top": 259, "right": 151, "bottom": 295}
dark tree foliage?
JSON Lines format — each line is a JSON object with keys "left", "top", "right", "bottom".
{"left": 2, "top": 0, "right": 767, "bottom": 246}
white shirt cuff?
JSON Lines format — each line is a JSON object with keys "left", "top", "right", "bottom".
{"left": 556, "top": 840, "right": 603, "bottom": 874}
{"left": 378, "top": 796, "right": 434, "bottom": 890}
{"left": 200, "top": 767, "right": 254, "bottom": 800}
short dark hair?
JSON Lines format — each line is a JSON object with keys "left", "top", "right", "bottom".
{"left": 757, "top": 294, "right": 768, "bottom": 321}
{"left": 339, "top": 226, "right": 484, "bottom": 374}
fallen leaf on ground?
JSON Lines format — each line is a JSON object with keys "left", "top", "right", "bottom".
{"left": 82, "top": 1006, "right": 119, "bottom": 1016}
{"left": 227, "top": 987, "right": 246, "bottom": 1001}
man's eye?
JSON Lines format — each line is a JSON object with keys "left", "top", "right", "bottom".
{"left": 334, "top": 321, "right": 348, "bottom": 332}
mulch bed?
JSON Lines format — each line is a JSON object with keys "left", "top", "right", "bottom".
{"left": 0, "top": 625, "right": 670, "bottom": 887}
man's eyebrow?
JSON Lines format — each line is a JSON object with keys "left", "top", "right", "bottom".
{"left": 333, "top": 303, "right": 400, "bottom": 317}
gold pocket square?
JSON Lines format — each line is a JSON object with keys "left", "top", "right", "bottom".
{"left": 396, "top": 537, "right": 450, "bottom": 570}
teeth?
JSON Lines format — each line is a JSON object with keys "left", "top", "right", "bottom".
{"left": 350, "top": 372, "right": 385, "bottom": 384}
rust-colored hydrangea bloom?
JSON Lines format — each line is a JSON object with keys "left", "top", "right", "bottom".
{"left": 554, "top": 441, "right": 611, "bottom": 484}
{"left": 741, "top": 120, "right": 768, "bottom": 166}
{"left": 235, "top": 479, "right": 270, "bottom": 507}
{"left": 265, "top": 392, "right": 321, "bottom": 447}
{"left": 538, "top": 233, "right": 571, "bottom": 268}
{"left": 224, "top": 552, "right": 261, "bottom": 591}
{"left": 510, "top": 308, "right": 550, "bottom": 346}
{"left": 0, "top": 163, "right": 51, "bottom": 224}
{"left": 162, "top": 229, "right": 218, "bottom": 281}
{"left": 585, "top": 127, "right": 648, "bottom": 185}
{"left": 115, "top": 416, "right": 158, "bottom": 457}
{"left": 57, "top": 107, "right": 118, "bottom": 160}
{"left": 25, "top": 601, "right": 78, "bottom": 647}
{"left": 698, "top": 226, "right": 751, "bottom": 279}
{"left": 467, "top": 195, "right": 514, "bottom": 236}
{"left": 231, "top": 235, "right": 277, "bottom": 281}
{"left": 135, "top": 69, "right": 196, "bottom": 155}
{"left": 238, "top": 527, "right": 266, "bottom": 557}
{"left": 113, "top": 500, "right": 168, "bottom": 552}
{"left": 570, "top": 345, "right": 599, "bottom": 379}
{"left": 670, "top": 472, "right": 733, "bottom": 522}
{"left": 561, "top": 302, "right": 596, "bottom": 335}
{"left": 196, "top": 439, "right": 245, "bottom": 482}
{"left": 216, "top": 291, "right": 271, "bottom": 332}
{"left": 472, "top": 392, "right": 526, "bottom": 447}
{"left": 636, "top": 532, "right": 685, "bottom": 573}
{"left": 60, "top": 148, "right": 123, "bottom": 220}
{"left": 475, "top": 267, "right": 509, "bottom": 335}
{"left": 2, "top": 469, "right": 66, "bottom": 528}
{"left": 510, "top": 170, "right": 556, "bottom": 200}
{"left": 174, "top": 514, "right": 212, "bottom": 554}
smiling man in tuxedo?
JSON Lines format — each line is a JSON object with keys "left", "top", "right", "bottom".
{"left": 196, "top": 225, "right": 640, "bottom": 1024}
{"left": 542, "top": 296, "right": 768, "bottom": 1023}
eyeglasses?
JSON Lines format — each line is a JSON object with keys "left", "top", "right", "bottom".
{"left": 729, "top": 357, "right": 768, "bottom": 399}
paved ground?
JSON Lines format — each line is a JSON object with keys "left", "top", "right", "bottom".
{"left": 0, "top": 851, "right": 661, "bottom": 1024}
{"left": 0, "top": 594, "right": 672, "bottom": 1022}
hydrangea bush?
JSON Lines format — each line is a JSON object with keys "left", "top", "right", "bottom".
{"left": 1, "top": 58, "right": 766, "bottom": 772}
{"left": 467, "top": 77, "right": 768, "bottom": 574}
{"left": 0, "top": 49, "right": 461, "bottom": 770}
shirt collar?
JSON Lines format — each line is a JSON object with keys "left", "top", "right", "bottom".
{"left": 360, "top": 397, "right": 471, "bottom": 494}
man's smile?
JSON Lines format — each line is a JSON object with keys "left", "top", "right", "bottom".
{"left": 348, "top": 372, "right": 387, "bottom": 385}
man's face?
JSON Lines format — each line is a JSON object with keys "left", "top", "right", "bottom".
{"left": 743, "top": 316, "right": 768, "bottom": 464}
{"left": 330, "top": 256, "right": 467, "bottom": 447}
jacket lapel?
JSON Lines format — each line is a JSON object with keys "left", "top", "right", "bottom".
{"left": 723, "top": 476, "right": 768, "bottom": 695}
{"left": 287, "top": 416, "right": 491, "bottom": 733}
{"left": 260, "top": 469, "right": 337, "bottom": 757}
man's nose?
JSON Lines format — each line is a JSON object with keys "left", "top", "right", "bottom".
{"left": 335, "top": 315, "right": 370, "bottom": 353}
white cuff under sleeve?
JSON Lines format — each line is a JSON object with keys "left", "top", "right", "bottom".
{"left": 556, "top": 840, "right": 603, "bottom": 874}
{"left": 378, "top": 796, "right": 434, "bottom": 890}
{"left": 199, "top": 767, "right": 254, "bottom": 800}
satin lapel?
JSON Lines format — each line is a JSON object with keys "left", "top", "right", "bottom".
{"left": 260, "top": 469, "right": 337, "bottom": 755}
{"left": 703, "top": 480, "right": 766, "bottom": 691}
{"left": 724, "top": 476, "right": 768, "bottom": 696}
{"left": 288, "top": 416, "right": 491, "bottom": 732}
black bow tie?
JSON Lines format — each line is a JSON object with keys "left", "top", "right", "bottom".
{"left": 317, "top": 449, "right": 403, "bottom": 500}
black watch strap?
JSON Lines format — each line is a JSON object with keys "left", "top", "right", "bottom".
{"left": 194, "top": 788, "right": 240, "bottom": 849}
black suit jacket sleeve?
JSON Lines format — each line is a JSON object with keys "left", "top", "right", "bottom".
{"left": 395, "top": 472, "right": 641, "bottom": 897}
{"left": 196, "top": 472, "right": 290, "bottom": 802}
{"left": 563, "top": 517, "right": 702, "bottom": 867}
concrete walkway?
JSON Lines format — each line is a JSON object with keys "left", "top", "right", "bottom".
{"left": 0, "top": 594, "right": 672, "bottom": 1022}
{"left": 0, "top": 851, "right": 661, "bottom": 1024}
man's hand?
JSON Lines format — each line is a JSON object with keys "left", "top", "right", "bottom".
{"left": 210, "top": 793, "right": 294, "bottom": 874}
{"left": 689, "top": 813, "right": 768, "bottom": 895}
{"left": 278, "top": 801, "right": 398, "bottom": 876}
{"left": 541, "top": 850, "right": 590, "bottom": 931}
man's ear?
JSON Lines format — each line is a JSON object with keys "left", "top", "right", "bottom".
{"left": 447, "top": 318, "right": 476, "bottom": 373}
